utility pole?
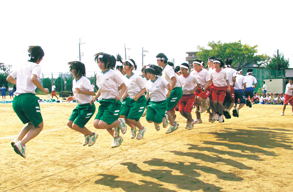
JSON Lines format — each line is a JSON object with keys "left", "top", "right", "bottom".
{"left": 124, "top": 44, "right": 131, "bottom": 59}
{"left": 79, "top": 38, "right": 85, "bottom": 61}
{"left": 142, "top": 47, "right": 148, "bottom": 67}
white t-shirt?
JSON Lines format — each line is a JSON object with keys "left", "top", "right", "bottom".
{"left": 96, "top": 69, "right": 125, "bottom": 99}
{"left": 72, "top": 76, "right": 94, "bottom": 104}
{"left": 244, "top": 75, "right": 257, "bottom": 88}
{"left": 225, "top": 67, "right": 237, "bottom": 85}
{"left": 162, "top": 64, "right": 181, "bottom": 88}
{"left": 190, "top": 68, "right": 210, "bottom": 87}
{"left": 262, "top": 84, "right": 267, "bottom": 91}
{"left": 52, "top": 85, "right": 56, "bottom": 91}
{"left": 9, "top": 62, "right": 41, "bottom": 96}
{"left": 210, "top": 68, "right": 228, "bottom": 87}
{"left": 178, "top": 74, "right": 199, "bottom": 95}
{"left": 234, "top": 74, "right": 247, "bottom": 90}
{"left": 8, "top": 87, "right": 13, "bottom": 92}
{"left": 146, "top": 76, "right": 168, "bottom": 102}
{"left": 285, "top": 83, "right": 293, "bottom": 96}
{"left": 124, "top": 72, "right": 146, "bottom": 99}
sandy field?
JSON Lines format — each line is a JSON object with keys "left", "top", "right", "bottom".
{"left": 1, "top": 97, "right": 293, "bottom": 192}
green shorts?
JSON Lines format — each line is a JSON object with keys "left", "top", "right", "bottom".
{"left": 167, "top": 87, "right": 183, "bottom": 110}
{"left": 95, "top": 99, "right": 122, "bottom": 125}
{"left": 12, "top": 93, "right": 43, "bottom": 127}
{"left": 120, "top": 96, "right": 147, "bottom": 121}
{"left": 69, "top": 103, "right": 96, "bottom": 128}
{"left": 146, "top": 100, "right": 167, "bottom": 123}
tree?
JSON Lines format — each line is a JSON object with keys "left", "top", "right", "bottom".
{"left": 266, "top": 50, "right": 289, "bottom": 71}
{"left": 196, "top": 41, "right": 270, "bottom": 68}
{"left": 0, "top": 63, "right": 12, "bottom": 88}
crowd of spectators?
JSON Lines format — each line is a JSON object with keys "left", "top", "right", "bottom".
{"left": 252, "top": 92, "right": 284, "bottom": 105}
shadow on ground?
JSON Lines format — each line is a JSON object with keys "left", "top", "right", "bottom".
{"left": 95, "top": 127, "right": 293, "bottom": 191}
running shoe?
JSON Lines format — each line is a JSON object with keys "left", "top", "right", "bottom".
{"left": 163, "top": 114, "right": 168, "bottom": 128}
{"left": 14, "top": 141, "right": 26, "bottom": 158}
{"left": 82, "top": 135, "right": 90, "bottom": 146}
{"left": 223, "top": 110, "right": 231, "bottom": 119}
{"left": 111, "top": 136, "right": 123, "bottom": 148}
{"left": 119, "top": 118, "right": 127, "bottom": 134}
{"left": 88, "top": 132, "right": 98, "bottom": 147}
{"left": 113, "top": 126, "right": 120, "bottom": 137}
{"left": 166, "top": 122, "right": 178, "bottom": 134}
{"left": 185, "top": 122, "right": 191, "bottom": 129}
{"left": 232, "top": 109, "right": 238, "bottom": 117}
{"left": 186, "top": 122, "right": 194, "bottom": 130}
{"left": 155, "top": 124, "right": 160, "bottom": 131}
{"left": 130, "top": 128, "right": 137, "bottom": 139}
{"left": 194, "top": 119, "right": 202, "bottom": 124}
{"left": 11, "top": 138, "right": 18, "bottom": 148}
{"left": 218, "top": 115, "right": 224, "bottom": 123}
{"left": 281, "top": 112, "right": 284, "bottom": 116}
{"left": 136, "top": 126, "right": 146, "bottom": 140}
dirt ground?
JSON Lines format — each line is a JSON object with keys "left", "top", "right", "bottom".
{"left": 1, "top": 98, "right": 293, "bottom": 192}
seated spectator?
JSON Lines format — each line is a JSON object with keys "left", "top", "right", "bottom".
{"left": 252, "top": 92, "right": 260, "bottom": 104}
{"left": 268, "top": 93, "right": 275, "bottom": 104}
{"left": 280, "top": 93, "right": 285, "bottom": 104}
{"left": 274, "top": 94, "right": 283, "bottom": 105}
{"left": 260, "top": 94, "right": 268, "bottom": 104}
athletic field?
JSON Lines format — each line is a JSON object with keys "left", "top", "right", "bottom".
{"left": 1, "top": 100, "right": 293, "bottom": 192}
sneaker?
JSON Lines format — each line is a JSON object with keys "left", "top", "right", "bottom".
{"left": 218, "top": 115, "right": 224, "bottom": 123}
{"left": 119, "top": 118, "right": 127, "bottom": 134}
{"left": 136, "top": 126, "right": 146, "bottom": 140}
{"left": 155, "top": 124, "right": 160, "bottom": 131}
{"left": 111, "top": 136, "right": 123, "bottom": 148}
{"left": 232, "top": 109, "right": 238, "bottom": 117}
{"left": 186, "top": 121, "right": 194, "bottom": 130}
{"left": 88, "top": 132, "right": 98, "bottom": 147}
{"left": 113, "top": 126, "right": 120, "bottom": 137}
{"left": 14, "top": 141, "right": 26, "bottom": 158}
{"left": 185, "top": 121, "right": 191, "bottom": 129}
{"left": 163, "top": 114, "right": 168, "bottom": 128}
{"left": 281, "top": 112, "right": 284, "bottom": 116}
{"left": 223, "top": 110, "right": 231, "bottom": 119}
{"left": 194, "top": 119, "right": 202, "bottom": 124}
{"left": 166, "top": 122, "right": 178, "bottom": 134}
{"left": 11, "top": 138, "right": 18, "bottom": 148}
{"left": 82, "top": 135, "right": 90, "bottom": 146}
{"left": 246, "top": 99, "right": 250, "bottom": 106}
{"left": 130, "top": 128, "right": 137, "bottom": 139}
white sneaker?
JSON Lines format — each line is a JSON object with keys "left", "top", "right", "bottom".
{"left": 281, "top": 112, "right": 284, "bottom": 116}
{"left": 119, "top": 118, "right": 127, "bottom": 134}
{"left": 130, "top": 128, "right": 137, "bottom": 139}
{"left": 186, "top": 122, "right": 194, "bottom": 130}
{"left": 163, "top": 114, "right": 168, "bottom": 128}
{"left": 82, "top": 135, "right": 90, "bottom": 146}
{"left": 113, "top": 126, "right": 120, "bottom": 137}
{"left": 166, "top": 122, "right": 178, "bottom": 134}
{"left": 218, "top": 115, "right": 224, "bottom": 123}
{"left": 111, "top": 136, "right": 123, "bottom": 148}
{"left": 11, "top": 138, "right": 19, "bottom": 147}
{"left": 136, "top": 126, "right": 146, "bottom": 140}
{"left": 88, "top": 132, "right": 98, "bottom": 147}
{"left": 155, "top": 123, "right": 160, "bottom": 131}
{"left": 14, "top": 141, "right": 26, "bottom": 158}
{"left": 194, "top": 119, "right": 202, "bottom": 124}
{"left": 185, "top": 122, "right": 191, "bottom": 129}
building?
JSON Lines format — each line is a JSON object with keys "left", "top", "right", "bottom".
{"left": 185, "top": 51, "right": 198, "bottom": 67}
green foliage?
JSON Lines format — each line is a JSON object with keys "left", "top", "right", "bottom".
{"left": 266, "top": 50, "right": 289, "bottom": 71}
{"left": 42, "top": 78, "right": 52, "bottom": 91}
{"left": 0, "top": 63, "right": 12, "bottom": 88}
{"left": 196, "top": 41, "right": 269, "bottom": 67}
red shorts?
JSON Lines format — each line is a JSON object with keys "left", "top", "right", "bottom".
{"left": 51, "top": 90, "right": 56, "bottom": 96}
{"left": 212, "top": 86, "right": 227, "bottom": 102}
{"left": 284, "top": 94, "right": 293, "bottom": 106}
{"left": 194, "top": 87, "right": 211, "bottom": 100}
{"left": 179, "top": 94, "right": 195, "bottom": 113}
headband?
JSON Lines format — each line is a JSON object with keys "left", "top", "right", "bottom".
{"left": 193, "top": 61, "right": 203, "bottom": 66}
{"left": 156, "top": 57, "right": 165, "bottom": 60}
{"left": 126, "top": 59, "right": 135, "bottom": 66}
{"left": 213, "top": 60, "right": 221, "bottom": 64}
{"left": 146, "top": 66, "right": 156, "bottom": 72}
{"left": 180, "top": 64, "right": 189, "bottom": 69}
{"left": 98, "top": 55, "right": 103, "bottom": 59}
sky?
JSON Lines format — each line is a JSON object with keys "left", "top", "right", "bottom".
{"left": 0, "top": 0, "right": 292, "bottom": 77}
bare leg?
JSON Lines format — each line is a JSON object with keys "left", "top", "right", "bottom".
{"left": 21, "top": 122, "right": 44, "bottom": 145}
{"left": 17, "top": 123, "right": 34, "bottom": 141}
{"left": 128, "top": 119, "right": 143, "bottom": 130}
{"left": 167, "top": 111, "right": 175, "bottom": 126}
{"left": 67, "top": 121, "right": 93, "bottom": 136}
